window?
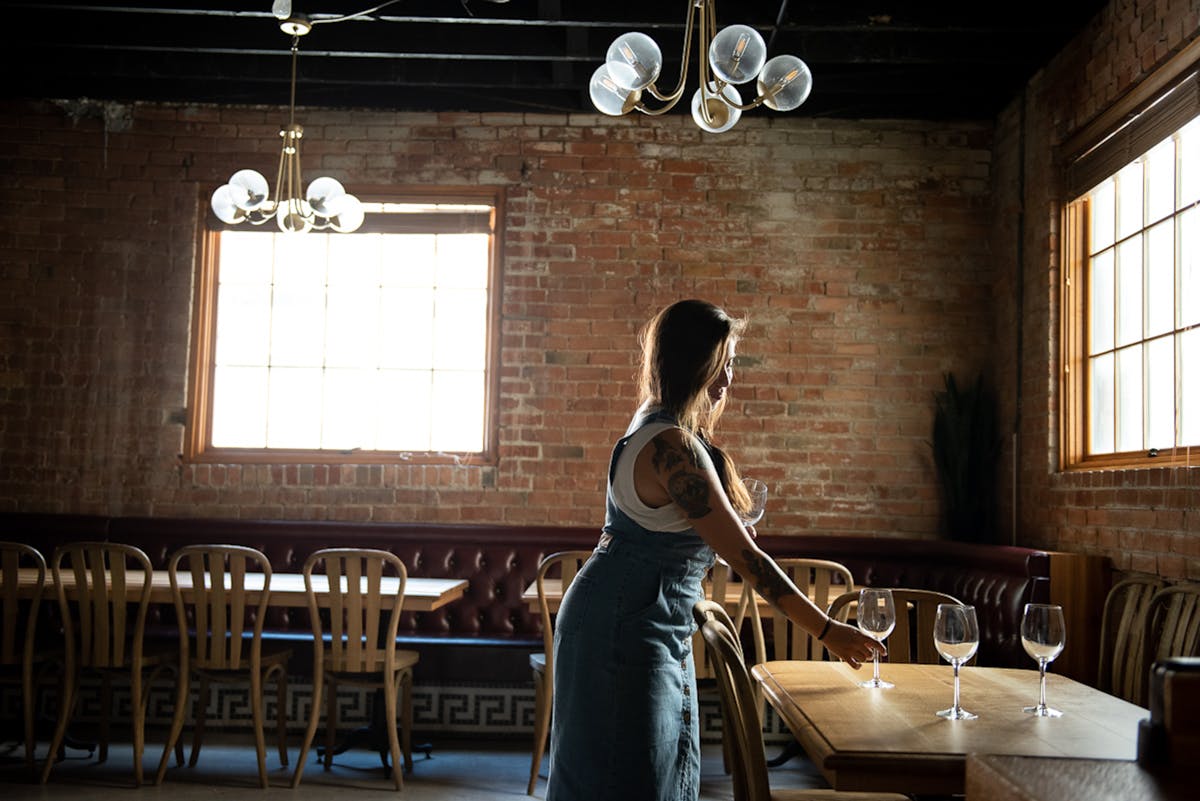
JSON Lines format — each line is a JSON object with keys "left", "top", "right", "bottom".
{"left": 1061, "top": 74, "right": 1199, "bottom": 469}
{"left": 186, "top": 188, "right": 503, "bottom": 464}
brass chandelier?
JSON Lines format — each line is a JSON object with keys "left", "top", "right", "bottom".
{"left": 589, "top": 0, "right": 813, "bottom": 133}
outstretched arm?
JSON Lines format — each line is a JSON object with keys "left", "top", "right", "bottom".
{"left": 640, "top": 428, "right": 880, "bottom": 668}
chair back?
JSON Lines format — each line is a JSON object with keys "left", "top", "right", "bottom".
{"left": 828, "top": 587, "right": 964, "bottom": 664}
{"left": 1142, "top": 582, "right": 1200, "bottom": 701}
{"left": 535, "top": 550, "right": 591, "bottom": 682}
{"left": 51, "top": 542, "right": 154, "bottom": 670}
{"left": 1098, "top": 576, "right": 1165, "bottom": 704}
{"left": 694, "top": 599, "right": 769, "bottom": 801}
{"left": 168, "top": 544, "right": 272, "bottom": 672}
{"left": 763, "top": 559, "right": 855, "bottom": 663}
{"left": 0, "top": 542, "right": 45, "bottom": 669}
{"left": 303, "top": 548, "right": 406, "bottom": 674}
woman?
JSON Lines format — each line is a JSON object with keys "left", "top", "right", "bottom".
{"left": 546, "top": 299, "right": 880, "bottom": 801}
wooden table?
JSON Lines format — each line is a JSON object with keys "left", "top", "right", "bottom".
{"left": 752, "top": 661, "right": 1147, "bottom": 797}
{"left": 966, "top": 753, "right": 1190, "bottom": 801}
{"left": 18, "top": 568, "right": 468, "bottom": 612}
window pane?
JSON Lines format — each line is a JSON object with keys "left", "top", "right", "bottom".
{"left": 1116, "top": 236, "right": 1143, "bottom": 346}
{"left": 1145, "top": 138, "right": 1175, "bottom": 223}
{"left": 270, "top": 284, "right": 326, "bottom": 367}
{"left": 1146, "top": 221, "right": 1174, "bottom": 338}
{"left": 1181, "top": 117, "right": 1200, "bottom": 210}
{"left": 221, "top": 231, "right": 274, "bottom": 284}
{"left": 376, "top": 370, "right": 433, "bottom": 450}
{"left": 381, "top": 288, "right": 435, "bottom": 369}
{"left": 322, "top": 368, "right": 376, "bottom": 449}
{"left": 1146, "top": 336, "right": 1174, "bottom": 449}
{"left": 1182, "top": 328, "right": 1199, "bottom": 446}
{"left": 215, "top": 283, "right": 271, "bottom": 365}
{"left": 266, "top": 367, "right": 323, "bottom": 448}
{"left": 1116, "top": 345, "right": 1143, "bottom": 452}
{"left": 327, "top": 234, "right": 382, "bottom": 286}
{"left": 382, "top": 235, "right": 437, "bottom": 288}
{"left": 1090, "top": 249, "right": 1114, "bottom": 354}
{"left": 431, "top": 371, "right": 485, "bottom": 452}
{"left": 1117, "top": 161, "right": 1144, "bottom": 241}
{"left": 434, "top": 289, "right": 488, "bottom": 369}
{"left": 1089, "top": 352, "right": 1115, "bottom": 453}
{"left": 1182, "top": 206, "right": 1199, "bottom": 329}
{"left": 326, "top": 284, "right": 381, "bottom": 368}
{"left": 437, "top": 234, "right": 490, "bottom": 288}
{"left": 211, "top": 366, "right": 267, "bottom": 447}
{"left": 1090, "top": 178, "right": 1115, "bottom": 253}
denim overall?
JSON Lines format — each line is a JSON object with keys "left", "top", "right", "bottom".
{"left": 547, "top": 410, "right": 716, "bottom": 801}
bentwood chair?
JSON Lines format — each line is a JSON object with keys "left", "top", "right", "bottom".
{"left": 42, "top": 542, "right": 180, "bottom": 786}
{"left": 693, "top": 600, "right": 908, "bottom": 801}
{"left": 0, "top": 542, "right": 47, "bottom": 777}
{"left": 528, "top": 550, "right": 591, "bottom": 796}
{"left": 1140, "top": 581, "right": 1200, "bottom": 703}
{"left": 292, "top": 548, "right": 418, "bottom": 791}
{"left": 827, "top": 587, "right": 965, "bottom": 664}
{"left": 1098, "top": 576, "right": 1166, "bottom": 705}
{"left": 155, "top": 545, "right": 291, "bottom": 787}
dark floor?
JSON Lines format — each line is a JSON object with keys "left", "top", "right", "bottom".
{"left": 0, "top": 732, "right": 829, "bottom": 799}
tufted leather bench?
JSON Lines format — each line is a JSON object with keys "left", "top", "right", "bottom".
{"left": 4, "top": 513, "right": 1063, "bottom": 681}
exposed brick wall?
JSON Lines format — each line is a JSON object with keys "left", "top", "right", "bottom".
{"left": 0, "top": 100, "right": 996, "bottom": 538}
{"left": 991, "top": 0, "right": 1200, "bottom": 579}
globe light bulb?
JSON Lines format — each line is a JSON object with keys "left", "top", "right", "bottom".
{"left": 691, "top": 82, "right": 742, "bottom": 134}
{"left": 758, "top": 55, "right": 813, "bottom": 111}
{"left": 306, "top": 176, "right": 347, "bottom": 217}
{"left": 277, "top": 199, "right": 314, "bottom": 234}
{"left": 210, "top": 184, "right": 247, "bottom": 224}
{"left": 709, "top": 25, "right": 766, "bottom": 85}
{"left": 330, "top": 194, "right": 365, "bottom": 233}
{"left": 590, "top": 65, "right": 640, "bottom": 116}
{"left": 228, "top": 169, "right": 270, "bottom": 211}
{"left": 605, "top": 32, "right": 662, "bottom": 92}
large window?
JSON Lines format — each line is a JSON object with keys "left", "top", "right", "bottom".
{"left": 1062, "top": 74, "right": 1199, "bottom": 469}
{"left": 186, "top": 189, "right": 503, "bottom": 464}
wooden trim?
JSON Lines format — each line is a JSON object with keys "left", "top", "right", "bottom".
{"left": 1046, "top": 550, "right": 1111, "bottom": 686}
{"left": 1059, "top": 199, "right": 1087, "bottom": 470}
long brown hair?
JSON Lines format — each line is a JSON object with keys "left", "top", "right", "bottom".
{"left": 637, "top": 299, "right": 752, "bottom": 516}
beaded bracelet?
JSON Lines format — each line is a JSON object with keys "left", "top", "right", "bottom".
{"left": 817, "top": 616, "right": 833, "bottom": 641}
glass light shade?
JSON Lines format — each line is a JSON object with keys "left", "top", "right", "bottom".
{"left": 210, "top": 184, "right": 247, "bottom": 224}
{"left": 709, "top": 25, "right": 766, "bottom": 85}
{"left": 605, "top": 32, "right": 662, "bottom": 91}
{"left": 691, "top": 82, "right": 742, "bottom": 133}
{"left": 758, "top": 55, "right": 813, "bottom": 111}
{"left": 330, "top": 194, "right": 364, "bottom": 233}
{"left": 277, "top": 200, "right": 314, "bottom": 234}
{"left": 306, "top": 176, "right": 347, "bottom": 216}
{"left": 228, "top": 169, "right": 270, "bottom": 211}
{"left": 590, "top": 65, "right": 640, "bottom": 116}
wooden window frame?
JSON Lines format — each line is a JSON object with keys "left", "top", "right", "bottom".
{"left": 184, "top": 186, "right": 505, "bottom": 466}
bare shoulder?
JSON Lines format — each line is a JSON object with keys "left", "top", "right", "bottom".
{"left": 644, "top": 427, "right": 712, "bottom": 478}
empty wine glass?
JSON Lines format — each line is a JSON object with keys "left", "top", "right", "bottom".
{"left": 856, "top": 588, "right": 895, "bottom": 688}
{"left": 933, "top": 603, "right": 979, "bottom": 720}
{"left": 741, "top": 478, "right": 768, "bottom": 527}
{"left": 1021, "top": 603, "right": 1066, "bottom": 717}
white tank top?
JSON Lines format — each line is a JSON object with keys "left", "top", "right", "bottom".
{"left": 611, "top": 418, "right": 692, "bottom": 533}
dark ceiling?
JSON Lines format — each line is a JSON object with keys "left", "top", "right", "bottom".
{"left": 7, "top": 1, "right": 1110, "bottom": 120}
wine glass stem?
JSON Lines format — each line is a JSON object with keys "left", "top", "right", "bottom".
{"left": 952, "top": 662, "right": 961, "bottom": 711}
{"left": 872, "top": 648, "right": 881, "bottom": 682}
{"left": 1038, "top": 660, "right": 1048, "bottom": 708}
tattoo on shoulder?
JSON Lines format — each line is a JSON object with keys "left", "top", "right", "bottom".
{"left": 650, "top": 435, "right": 711, "bottom": 518}
{"left": 650, "top": 434, "right": 699, "bottom": 473}
{"left": 741, "top": 549, "right": 792, "bottom": 604}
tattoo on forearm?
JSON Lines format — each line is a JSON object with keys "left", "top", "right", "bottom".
{"left": 741, "top": 549, "right": 792, "bottom": 604}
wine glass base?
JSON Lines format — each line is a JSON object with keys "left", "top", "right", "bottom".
{"left": 935, "top": 707, "right": 978, "bottom": 720}
{"left": 859, "top": 678, "right": 894, "bottom": 689}
{"left": 1023, "top": 704, "right": 1063, "bottom": 717}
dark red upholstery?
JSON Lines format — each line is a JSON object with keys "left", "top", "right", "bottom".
{"left": 4, "top": 514, "right": 1049, "bottom": 675}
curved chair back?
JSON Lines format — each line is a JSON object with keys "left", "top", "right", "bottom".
{"left": 168, "top": 544, "right": 272, "bottom": 672}
{"left": 0, "top": 542, "right": 46, "bottom": 773}
{"left": 303, "top": 548, "right": 406, "bottom": 674}
{"left": 764, "top": 559, "right": 855, "bottom": 663}
{"left": 1141, "top": 582, "right": 1200, "bottom": 702}
{"left": 828, "top": 587, "right": 964, "bottom": 664}
{"left": 1098, "top": 576, "right": 1166, "bottom": 704}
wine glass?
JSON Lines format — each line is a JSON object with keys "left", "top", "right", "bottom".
{"left": 856, "top": 588, "right": 895, "bottom": 688}
{"left": 933, "top": 603, "right": 979, "bottom": 720}
{"left": 1021, "top": 603, "right": 1066, "bottom": 717}
{"left": 741, "top": 478, "right": 768, "bottom": 527}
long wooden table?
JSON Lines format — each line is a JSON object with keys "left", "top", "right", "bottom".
{"left": 752, "top": 661, "right": 1147, "bottom": 797}
{"left": 965, "top": 753, "right": 1190, "bottom": 801}
{"left": 17, "top": 568, "right": 467, "bottom": 612}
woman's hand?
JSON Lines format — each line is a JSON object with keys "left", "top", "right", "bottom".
{"left": 820, "top": 620, "right": 884, "bottom": 669}
{"left": 743, "top": 523, "right": 758, "bottom": 539}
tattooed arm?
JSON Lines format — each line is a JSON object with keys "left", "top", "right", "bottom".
{"left": 636, "top": 427, "right": 880, "bottom": 669}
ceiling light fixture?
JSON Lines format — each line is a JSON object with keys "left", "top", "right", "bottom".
{"left": 210, "top": 7, "right": 367, "bottom": 233}
{"left": 589, "top": 0, "right": 813, "bottom": 133}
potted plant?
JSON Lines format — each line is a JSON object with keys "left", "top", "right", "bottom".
{"left": 930, "top": 372, "right": 1001, "bottom": 544}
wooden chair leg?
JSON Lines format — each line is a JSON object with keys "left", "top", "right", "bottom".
{"left": 528, "top": 671, "right": 549, "bottom": 795}
{"left": 131, "top": 670, "right": 144, "bottom": 787}
{"left": 155, "top": 668, "right": 190, "bottom": 785}
{"left": 291, "top": 668, "right": 323, "bottom": 789}
{"left": 384, "top": 676, "right": 403, "bottom": 791}
{"left": 400, "top": 670, "right": 414, "bottom": 774}
{"left": 22, "top": 664, "right": 36, "bottom": 776}
{"left": 99, "top": 674, "right": 112, "bottom": 764}
{"left": 250, "top": 669, "right": 269, "bottom": 788}
{"left": 190, "top": 675, "right": 210, "bottom": 767}
{"left": 273, "top": 666, "right": 289, "bottom": 767}
{"left": 324, "top": 677, "right": 337, "bottom": 772}
{"left": 40, "top": 670, "right": 77, "bottom": 784}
